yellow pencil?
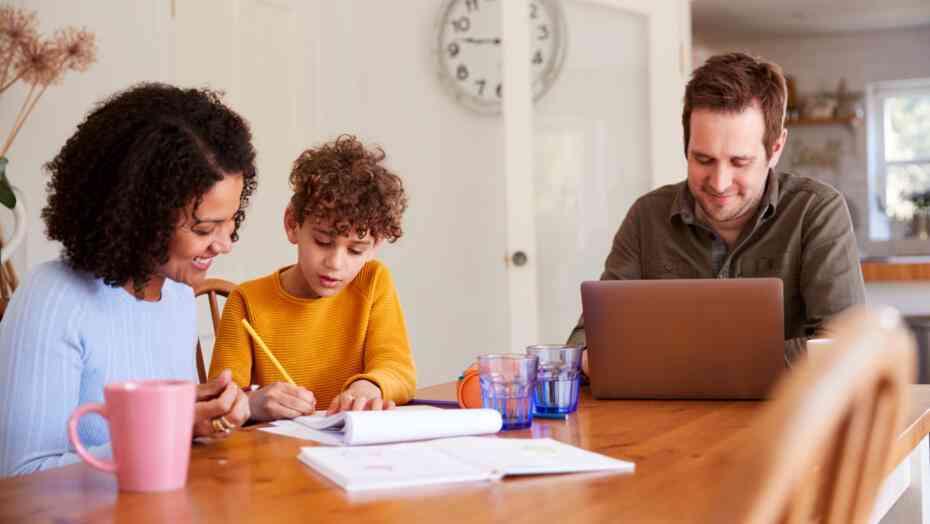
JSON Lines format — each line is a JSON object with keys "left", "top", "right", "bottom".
{"left": 240, "top": 318, "right": 296, "bottom": 385}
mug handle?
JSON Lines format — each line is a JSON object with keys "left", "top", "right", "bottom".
{"left": 67, "top": 403, "right": 117, "bottom": 473}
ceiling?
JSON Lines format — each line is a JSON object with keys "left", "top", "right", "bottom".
{"left": 692, "top": 0, "right": 930, "bottom": 41}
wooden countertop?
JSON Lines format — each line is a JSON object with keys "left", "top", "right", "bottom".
{"left": 861, "top": 257, "right": 930, "bottom": 283}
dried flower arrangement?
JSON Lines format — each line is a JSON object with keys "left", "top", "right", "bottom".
{"left": 0, "top": 5, "right": 97, "bottom": 209}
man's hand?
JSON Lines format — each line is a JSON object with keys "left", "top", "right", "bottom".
{"left": 193, "top": 369, "right": 250, "bottom": 438}
{"left": 247, "top": 382, "right": 316, "bottom": 422}
{"left": 326, "top": 379, "right": 395, "bottom": 415}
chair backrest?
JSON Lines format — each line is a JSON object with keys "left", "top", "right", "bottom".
{"left": 711, "top": 305, "right": 916, "bottom": 524}
{"left": 194, "top": 278, "right": 236, "bottom": 384}
{"left": 0, "top": 254, "right": 19, "bottom": 322}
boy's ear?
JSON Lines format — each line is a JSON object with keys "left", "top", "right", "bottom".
{"left": 283, "top": 206, "right": 300, "bottom": 245}
{"left": 367, "top": 237, "right": 385, "bottom": 259}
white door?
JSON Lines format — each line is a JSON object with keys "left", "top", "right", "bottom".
{"left": 174, "top": 0, "right": 310, "bottom": 362}
{"left": 502, "top": 0, "right": 691, "bottom": 347}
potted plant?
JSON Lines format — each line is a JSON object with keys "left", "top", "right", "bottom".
{"left": 907, "top": 189, "right": 930, "bottom": 240}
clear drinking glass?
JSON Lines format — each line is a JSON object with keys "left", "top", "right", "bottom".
{"left": 527, "top": 344, "right": 584, "bottom": 415}
{"left": 478, "top": 353, "right": 538, "bottom": 430}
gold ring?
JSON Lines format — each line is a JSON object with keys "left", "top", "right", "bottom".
{"left": 211, "top": 418, "right": 230, "bottom": 434}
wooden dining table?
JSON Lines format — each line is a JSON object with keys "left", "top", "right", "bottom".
{"left": 2, "top": 383, "right": 929, "bottom": 523}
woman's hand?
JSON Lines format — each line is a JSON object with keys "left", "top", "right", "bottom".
{"left": 247, "top": 382, "right": 316, "bottom": 422}
{"left": 326, "top": 379, "right": 395, "bottom": 415}
{"left": 192, "top": 369, "right": 250, "bottom": 438}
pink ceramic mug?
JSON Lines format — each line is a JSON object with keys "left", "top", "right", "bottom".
{"left": 68, "top": 380, "right": 196, "bottom": 492}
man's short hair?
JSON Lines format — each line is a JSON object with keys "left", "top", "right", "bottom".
{"left": 682, "top": 52, "right": 787, "bottom": 159}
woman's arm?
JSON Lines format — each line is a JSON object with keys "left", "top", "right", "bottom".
{"left": 0, "top": 264, "right": 107, "bottom": 475}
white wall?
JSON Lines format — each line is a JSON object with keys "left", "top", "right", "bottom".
{"left": 4, "top": 0, "right": 670, "bottom": 387}
{"left": 3, "top": 0, "right": 513, "bottom": 388}
{"left": 304, "top": 1, "right": 513, "bottom": 386}
{"left": 697, "top": 27, "right": 930, "bottom": 96}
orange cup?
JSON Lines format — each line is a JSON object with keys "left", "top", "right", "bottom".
{"left": 456, "top": 363, "right": 483, "bottom": 408}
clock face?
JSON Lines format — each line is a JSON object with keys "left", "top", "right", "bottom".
{"left": 437, "top": 0, "right": 566, "bottom": 114}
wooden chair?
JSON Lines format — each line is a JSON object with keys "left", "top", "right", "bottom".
{"left": 194, "top": 278, "right": 236, "bottom": 384}
{"left": 0, "top": 227, "right": 19, "bottom": 323}
{"left": 711, "top": 305, "right": 916, "bottom": 524}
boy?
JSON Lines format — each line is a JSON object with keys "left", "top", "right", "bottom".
{"left": 209, "top": 135, "right": 416, "bottom": 420}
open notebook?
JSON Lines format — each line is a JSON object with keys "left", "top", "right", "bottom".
{"left": 260, "top": 408, "right": 503, "bottom": 446}
{"left": 298, "top": 436, "right": 635, "bottom": 492}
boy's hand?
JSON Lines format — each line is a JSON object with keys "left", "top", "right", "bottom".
{"left": 326, "top": 379, "right": 395, "bottom": 415}
{"left": 247, "top": 382, "right": 316, "bottom": 422}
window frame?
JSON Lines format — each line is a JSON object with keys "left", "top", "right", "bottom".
{"left": 866, "top": 77, "right": 930, "bottom": 257}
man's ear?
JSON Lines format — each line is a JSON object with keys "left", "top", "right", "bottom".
{"left": 768, "top": 128, "right": 789, "bottom": 168}
{"left": 283, "top": 206, "right": 300, "bottom": 245}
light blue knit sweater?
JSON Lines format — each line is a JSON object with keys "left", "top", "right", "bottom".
{"left": 0, "top": 261, "right": 197, "bottom": 476}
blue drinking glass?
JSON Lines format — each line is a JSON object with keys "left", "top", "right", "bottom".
{"left": 478, "top": 353, "right": 538, "bottom": 430}
{"left": 527, "top": 344, "right": 584, "bottom": 415}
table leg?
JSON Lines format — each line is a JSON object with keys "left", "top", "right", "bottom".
{"left": 920, "top": 435, "right": 930, "bottom": 524}
{"left": 872, "top": 447, "right": 912, "bottom": 523}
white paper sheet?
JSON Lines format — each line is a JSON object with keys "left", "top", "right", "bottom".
{"left": 432, "top": 437, "right": 636, "bottom": 476}
{"left": 298, "top": 441, "right": 496, "bottom": 491}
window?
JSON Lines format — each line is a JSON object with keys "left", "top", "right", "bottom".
{"left": 867, "top": 78, "right": 930, "bottom": 254}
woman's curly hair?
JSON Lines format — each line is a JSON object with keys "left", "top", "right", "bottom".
{"left": 42, "top": 83, "right": 257, "bottom": 288}
{"left": 289, "top": 135, "right": 407, "bottom": 242}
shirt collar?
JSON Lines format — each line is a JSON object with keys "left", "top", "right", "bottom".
{"left": 758, "top": 169, "right": 779, "bottom": 220}
{"left": 669, "top": 169, "right": 779, "bottom": 225}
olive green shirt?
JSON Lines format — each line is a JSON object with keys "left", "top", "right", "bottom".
{"left": 568, "top": 170, "right": 866, "bottom": 362}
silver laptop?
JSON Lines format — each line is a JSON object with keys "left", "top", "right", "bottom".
{"left": 580, "top": 278, "right": 785, "bottom": 400}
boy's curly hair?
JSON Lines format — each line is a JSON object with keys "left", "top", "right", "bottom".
{"left": 42, "top": 83, "right": 257, "bottom": 288}
{"left": 289, "top": 135, "right": 407, "bottom": 242}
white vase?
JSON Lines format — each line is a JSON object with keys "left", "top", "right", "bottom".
{"left": 0, "top": 185, "right": 26, "bottom": 265}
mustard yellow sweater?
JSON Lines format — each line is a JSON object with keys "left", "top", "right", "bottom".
{"left": 209, "top": 260, "right": 416, "bottom": 407}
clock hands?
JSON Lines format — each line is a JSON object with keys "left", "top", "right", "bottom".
{"left": 459, "top": 37, "right": 501, "bottom": 45}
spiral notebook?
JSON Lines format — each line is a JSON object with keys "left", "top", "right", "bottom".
{"left": 260, "top": 408, "right": 503, "bottom": 446}
{"left": 298, "top": 436, "right": 635, "bottom": 492}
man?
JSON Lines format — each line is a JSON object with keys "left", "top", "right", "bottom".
{"left": 568, "top": 52, "right": 865, "bottom": 364}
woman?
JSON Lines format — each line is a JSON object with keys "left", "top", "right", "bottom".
{"left": 0, "top": 83, "right": 257, "bottom": 475}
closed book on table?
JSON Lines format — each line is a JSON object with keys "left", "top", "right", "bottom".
{"left": 298, "top": 436, "right": 635, "bottom": 492}
{"left": 261, "top": 408, "right": 503, "bottom": 446}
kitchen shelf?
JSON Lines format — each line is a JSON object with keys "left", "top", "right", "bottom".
{"left": 861, "top": 258, "right": 930, "bottom": 282}
{"left": 786, "top": 115, "right": 861, "bottom": 127}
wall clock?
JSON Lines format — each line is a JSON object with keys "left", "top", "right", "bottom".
{"left": 436, "top": 0, "right": 567, "bottom": 114}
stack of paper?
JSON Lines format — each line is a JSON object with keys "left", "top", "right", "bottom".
{"left": 260, "top": 408, "right": 503, "bottom": 446}
{"left": 298, "top": 437, "right": 635, "bottom": 492}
